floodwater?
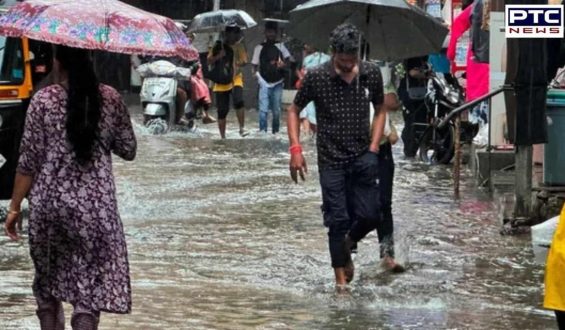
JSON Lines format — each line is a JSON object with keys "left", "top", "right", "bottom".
{"left": 0, "top": 106, "right": 557, "bottom": 329}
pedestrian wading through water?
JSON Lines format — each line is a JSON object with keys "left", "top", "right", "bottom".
{"left": 287, "top": 23, "right": 404, "bottom": 291}
{"left": 4, "top": 45, "right": 137, "bottom": 330}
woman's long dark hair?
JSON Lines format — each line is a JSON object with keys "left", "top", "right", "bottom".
{"left": 55, "top": 46, "right": 101, "bottom": 165}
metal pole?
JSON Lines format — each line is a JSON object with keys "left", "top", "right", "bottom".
{"left": 454, "top": 115, "right": 462, "bottom": 199}
{"left": 213, "top": 0, "right": 220, "bottom": 10}
{"left": 491, "top": 0, "right": 506, "bottom": 12}
{"left": 514, "top": 145, "right": 533, "bottom": 220}
{"left": 486, "top": 98, "right": 493, "bottom": 189}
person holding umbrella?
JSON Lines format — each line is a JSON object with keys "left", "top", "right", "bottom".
{"left": 208, "top": 25, "right": 250, "bottom": 139}
{"left": 4, "top": 45, "right": 136, "bottom": 329}
{"left": 0, "top": 1, "right": 196, "bottom": 328}
{"left": 288, "top": 23, "right": 387, "bottom": 290}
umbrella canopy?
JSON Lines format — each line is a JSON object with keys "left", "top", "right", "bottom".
{"left": 263, "top": 18, "right": 290, "bottom": 26}
{"left": 188, "top": 9, "right": 257, "bottom": 33}
{"left": 0, "top": 0, "right": 198, "bottom": 60}
{"left": 288, "top": 0, "right": 449, "bottom": 60}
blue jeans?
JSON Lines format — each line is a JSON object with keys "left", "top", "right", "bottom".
{"left": 258, "top": 82, "right": 283, "bottom": 133}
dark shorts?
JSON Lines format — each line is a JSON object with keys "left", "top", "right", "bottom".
{"left": 215, "top": 86, "right": 244, "bottom": 120}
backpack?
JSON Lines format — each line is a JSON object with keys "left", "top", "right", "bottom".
{"left": 259, "top": 42, "right": 285, "bottom": 83}
{"left": 207, "top": 42, "right": 234, "bottom": 85}
{"left": 405, "top": 77, "right": 427, "bottom": 100}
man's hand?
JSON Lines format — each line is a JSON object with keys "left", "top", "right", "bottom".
{"left": 289, "top": 153, "right": 308, "bottom": 183}
{"left": 369, "top": 143, "right": 380, "bottom": 154}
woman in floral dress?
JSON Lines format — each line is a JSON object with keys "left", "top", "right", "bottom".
{"left": 4, "top": 45, "right": 136, "bottom": 330}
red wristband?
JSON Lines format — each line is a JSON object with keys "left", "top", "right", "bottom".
{"left": 289, "top": 144, "right": 303, "bottom": 155}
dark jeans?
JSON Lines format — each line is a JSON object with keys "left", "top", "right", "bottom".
{"left": 320, "top": 151, "right": 381, "bottom": 268}
{"left": 376, "top": 142, "right": 395, "bottom": 258}
{"left": 401, "top": 100, "right": 427, "bottom": 157}
{"left": 557, "top": 310, "right": 565, "bottom": 330}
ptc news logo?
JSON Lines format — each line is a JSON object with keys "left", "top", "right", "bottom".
{"left": 506, "top": 5, "right": 564, "bottom": 38}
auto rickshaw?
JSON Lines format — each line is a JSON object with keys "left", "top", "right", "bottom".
{"left": 0, "top": 36, "right": 52, "bottom": 200}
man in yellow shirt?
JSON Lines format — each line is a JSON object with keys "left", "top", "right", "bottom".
{"left": 208, "top": 25, "right": 249, "bottom": 139}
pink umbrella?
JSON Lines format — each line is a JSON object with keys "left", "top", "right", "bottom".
{"left": 0, "top": 0, "right": 198, "bottom": 60}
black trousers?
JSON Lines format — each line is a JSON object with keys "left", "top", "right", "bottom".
{"left": 401, "top": 100, "right": 427, "bottom": 157}
{"left": 376, "top": 142, "right": 395, "bottom": 258}
{"left": 557, "top": 310, "right": 565, "bottom": 330}
{"left": 320, "top": 151, "right": 381, "bottom": 268}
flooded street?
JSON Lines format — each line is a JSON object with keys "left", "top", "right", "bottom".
{"left": 0, "top": 105, "right": 558, "bottom": 329}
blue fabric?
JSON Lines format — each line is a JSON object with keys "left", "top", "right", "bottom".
{"left": 259, "top": 82, "right": 284, "bottom": 133}
{"left": 299, "top": 103, "right": 317, "bottom": 125}
{"left": 299, "top": 52, "right": 330, "bottom": 125}
{"left": 303, "top": 52, "right": 331, "bottom": 70}
{"left": 428, "top": 53, "right": 450, "bottom": 74}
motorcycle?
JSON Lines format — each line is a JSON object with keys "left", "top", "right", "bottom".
{"left": 137, "top": 60, "right": 193, "bottom": 134}
{"left": 418, "top": 72, "right": 478, "bottom": 164}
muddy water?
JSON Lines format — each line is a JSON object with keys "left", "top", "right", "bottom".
{"left": 0, "top": 109, "right": 557, "bottom": 329}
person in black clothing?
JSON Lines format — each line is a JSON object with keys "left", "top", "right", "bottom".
{"left": 287, "top": 24, "right": 387, "bottom": 290}
{"left": 375, "top": 62, "right": 405, "bottom": 273}
{"left": 557, "top": 311, "right": 565, "bottom": 330}
{"left": 398, "top": 56, "right": 429, "bottom": 157}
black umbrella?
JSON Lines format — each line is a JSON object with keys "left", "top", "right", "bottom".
{"left": 288, "top": 0, "right": 449, "bottom": 60}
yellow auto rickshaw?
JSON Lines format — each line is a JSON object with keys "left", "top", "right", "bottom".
{"left": 0, "top": 36, "right": 52, "bottom": 200}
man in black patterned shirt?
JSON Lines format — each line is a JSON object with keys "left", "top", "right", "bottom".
{"left": 287, "top": 24, "right": 388, "bottom": 290}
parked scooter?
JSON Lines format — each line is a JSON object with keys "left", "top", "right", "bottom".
{"left": 418, "top": 72, "right": 478, "bottom": 164}
{"left": 137, "top": 60, "right": 192, "bottom": 134}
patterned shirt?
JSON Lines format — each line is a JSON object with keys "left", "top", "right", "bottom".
{"left": 294, "top": 61, "right": 384, "bottom": 169}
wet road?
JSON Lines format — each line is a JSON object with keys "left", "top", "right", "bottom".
{"left": 0, "top": 106, "right": 557, "bottom": 329}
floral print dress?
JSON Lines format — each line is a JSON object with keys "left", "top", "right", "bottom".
{"left": 17, "top": 84, "right": 136, "bottom": 313}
